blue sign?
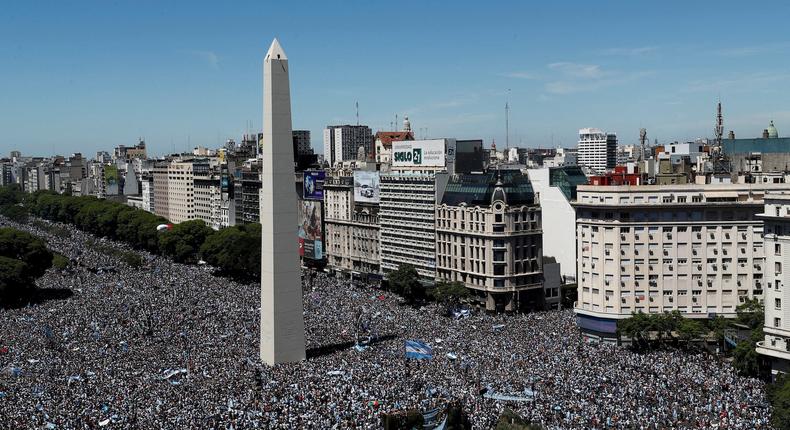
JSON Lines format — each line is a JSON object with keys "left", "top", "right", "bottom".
{"left": 303, "top": 171, "right": 325, "bottom": 200}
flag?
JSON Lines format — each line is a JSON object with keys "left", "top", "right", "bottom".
{"left": 405, "top": 340, "right": 432, "bottom": 360}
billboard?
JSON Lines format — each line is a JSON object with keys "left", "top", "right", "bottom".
{"left": 104, "top": 165, "right": 119, "bottom": 187}
{"left": 392, "top": 139, "right": 447, "bottom": 167}
{"left": 455, "top": 139, "right": 485, "bottom": 173}
{"left": 303, "top": 171, "right": 325, "bottom": 200}
{"left": 298, "top": 200, "right": 323, "bottom": 260}
{"left": 353, "top": 171, "right": 380, "bottom": 203}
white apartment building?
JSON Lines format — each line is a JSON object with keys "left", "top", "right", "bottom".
{"left": 141, "top": 173, "right": 154, "bottom": 213}
{"left": 323, "top": 125, "right": 373, "bottom": 168}
{"left": 436, "top": 171, "right": 544, "bottom": 312}
{"left": 324, "top": 173, "right": 380, "bottom": 279}
{"left": 757, "top": 192, "right": 790, "bottom": 377}
{"left": 155, "top": 160, "right": 195, "bottom": 224}
{"left": 573, "top": 183, "right": 788, "bottom": 339}
{"left": 577, "top": 128, "right": 617, "bottom": 174}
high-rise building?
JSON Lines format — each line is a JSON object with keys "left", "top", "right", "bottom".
{"left": 757, "top": 193, "right": 790, "bottom": 378}
{"left": 436, "top": 170, "right": 544, "bottom": 312}
{"left": 152, "top": 162, "right": 170, "bottom": 220}
{"left": 259, "top": 38, "right": 305, "bottom": 365}
{"left": 379, "top": 139, "right": 455, "bottom": 279}
{"left": 573, "top": 183, "right": 787, "bottom": 340}
{"left": 323, "top": 125, "right": 373, "bottom": 168}
{"left": 165, "top": 161, "right": 195, "bottom": 224}
{"left": 577, "top": 128, "right": 617, "bottom": 174}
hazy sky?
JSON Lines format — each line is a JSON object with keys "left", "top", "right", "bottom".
{"left": 2, "top": 0, "right": 789, "bottom": 157}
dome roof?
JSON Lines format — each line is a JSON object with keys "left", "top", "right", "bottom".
{"left": 767, "top": 120, "right": 779, "bottom": 139}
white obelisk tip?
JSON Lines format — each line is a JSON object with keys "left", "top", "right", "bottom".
{"left": 266, "top": 38, "right": 287, "bottom": 61}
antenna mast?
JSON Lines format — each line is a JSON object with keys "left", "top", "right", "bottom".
{"left": 505, "top": 101, "right": 510, "bottom": 150}
{"left": 355, "top": 101, "right": 359, "bottom": 126}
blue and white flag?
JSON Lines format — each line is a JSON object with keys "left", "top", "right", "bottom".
{"left": 405, "top": 340, "right": 432, "bottom": 359}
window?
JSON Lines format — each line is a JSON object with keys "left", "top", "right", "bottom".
{"left": 776, "top": 298, "right": 782, "bottom": 310}
{"left": 776, "top": 243, "right": 782, "bottom": 256}
{"left": 777, "top": 262, "right": 783, "bottom": 275}
{"left": 776, "top": 317, "right": 782, "bottom": 328}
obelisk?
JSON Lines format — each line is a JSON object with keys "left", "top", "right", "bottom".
{"left": 260, "top": 38, "right": 306, "bottom": 365}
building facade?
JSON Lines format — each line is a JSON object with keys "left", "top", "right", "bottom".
{"left": 573, "top": 183, "right": 786, "bottom": 339}
{"left": 436, "top": 171, "right": 544, "bottom": 312}
{"left": 324, "top": 173, "right": 381, "bottom": 279}
{"left": 757, "top": 192, "right": 790, "bottom": 378}
{"left": 577, "top": 128, "right": 617, "bottom": 174}
{"left": 323, "top": 125, "right": 373, "bottom": 168}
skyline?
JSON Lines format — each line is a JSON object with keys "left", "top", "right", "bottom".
{"left": 2, "top": 1, "right": 790, "bottom": 157}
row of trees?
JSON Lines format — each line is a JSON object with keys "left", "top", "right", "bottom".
{"left": 0, "top": 185, "right": 262, "bottom": 280}
{"left": 617, "top": 299, "right": 765, "bottom": 377}
{"left": 0, "top": 227, "right": 53, "bottom": 304}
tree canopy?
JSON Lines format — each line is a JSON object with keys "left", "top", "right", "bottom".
{"left": 387, "top": 264, "right": 425, "bottom": 304}
{"left": 0, "top": 227, "right": 53, "bottom": 302}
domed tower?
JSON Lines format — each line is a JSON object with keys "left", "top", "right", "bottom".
{"left": 767, "top": 120, "right": 779, "bottom": 139}
{"left": 491, "top": 171, "right": 507, "bottom": 206}
{"left": 403, "top": 115, "right": 411, "bottom": 132}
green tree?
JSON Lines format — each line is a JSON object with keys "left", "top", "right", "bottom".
{"left": 430, "top": 281, "right": 471, "bottom": 309}
{"left": 736, "top": 298, "right": 764, "bottom": 330}
{"left": 732, "top": 326, "right": 764, "bottom": 377}
{"left": 768, "top": 374, "right": 790, "bottom": 430}
{"left": 158, "top": 219, "right": 214, "bottom": 263}
{"left": 387, "top": 264, "right": 425, "bottom": 304}
{"left": 0, "top": 228, "right": 53, "bottom": 302}
{"left": 677, "top": 318, "right": 703, "bottom": 346}
{"left": 0, "top": 204, "right": 28, "bottom": 223}
{"left": 200, "top": 223, "right": 261, "bottom": 279}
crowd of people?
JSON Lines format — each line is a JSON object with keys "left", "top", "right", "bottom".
{"left": 0, "top": 217, "right": 774, "bottom": 429}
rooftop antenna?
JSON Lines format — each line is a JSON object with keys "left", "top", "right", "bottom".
{"left": 715, "top": 99, "right": 724, "bottom": 147}
{"left": 395, "top": 114, "right": 399, "bottom": 131}
{"left": 355, "top": 101, "right": 359, "bottom": 126}
{"left": 505, "top": 89, "right": 511, "bottom": 150}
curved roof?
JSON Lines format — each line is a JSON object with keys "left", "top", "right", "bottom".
{"left": 441, "top": 170, "right": 535, "bottom": 207}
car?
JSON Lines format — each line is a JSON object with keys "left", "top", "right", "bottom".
{"left": 360, "top": 184, "right": 374, "bottom": 198}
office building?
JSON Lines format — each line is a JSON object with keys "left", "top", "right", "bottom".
{"left": 436, "top": 170, "right": 544, "bottom": 312}
{"left": 577, "top": 128, "right": 617, "bottom": 174}
{"left": 323, "top": 125, "right": 373, "bottom": 168}
{"left": 573, "top": 183, "right": 787, "bottom": 340}
{"left": 379, "top": 139, "right": 455, "bottom": 279}
{"left": 757, "top": 192, "right": 790, "bottom": 378}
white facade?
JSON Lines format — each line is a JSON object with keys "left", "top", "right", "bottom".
{"left": 543, "top": 148, "right": 577, "bottom": 168}
{"left": 757, "top": 193, "right": 790, "bottom": 377}
{"left": 166, "top": 161, "right": 195, "bottom": 224}
{"left": 141, "top": 176, "right": 154, "bottom": 213}
{"left": 573, "top": 183, "right": 787, "bottom": 336}
{"left": 526, "top": 167, "right": 577, "bottom": 279}
{"left": 259, "top": 38, "right": 305, "bottom": 365}
{"left": 577, "top": 128, "right": 617, "bottom": 174}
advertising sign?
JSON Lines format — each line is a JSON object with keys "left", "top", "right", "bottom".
{"left": 298, "top": 200, "right": 323, "bottom": 260}
{"left": 392, "top": 139, "right": 447, "bottom": 167}
{"left": 303, "top": 171, "right": 325, "bottom": 200}
{"left": 353, "top": 171, "right": 380, "bottom": 204}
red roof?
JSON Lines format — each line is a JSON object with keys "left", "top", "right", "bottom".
{"left": 375, "top": 131, "right": 414, "bottom": 148}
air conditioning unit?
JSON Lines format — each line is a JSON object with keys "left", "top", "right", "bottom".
{"left": 621, "top": 267, "right": 626, "bottom": 272}
{"left": 605, "top": 280, "right": 610, "bottom": 286}
{"left": 669, "top": 297, "right": 674, "bottom": 303}
{"left": 692, "top": 297, "right": 698, "bottom": 303}
{"left": 605, "top": 249, "right": 611, "bottom": 256}
{"left": 697, "top": 265, "right": 702, "bottom": 270}
{"left": 621, "top": 234, "right": 626, "bottom": 240}
{"left": 697, "top": 280, "right": 703, "bottom": 286}
{"left": 605, "top": 296, "right": 610, "bottom": 301}
{"left": 649, "top": 265, "right": 654, "bottom": 271}
{"left": 649, "top": 297, "right": 655, "bottom": 302}
{"left": 663, "top": 250, "right": 669, "bottom": 256}
{"left": 621, "top": 250, "right": 626, "bottom": 256}
{"left": 668, "top": 234, "right": 673, "bottom": 239}
{"left": 649, "top": 235, "right": 654, "bottom": 240}
{"left": 621, "top": 281, "right": 626, "bottom": 287}
{"left": 649, "top": 250, "right": 654, "bottom": 256}
{"left": 693, "top": 250, "right": 698, "bottom": 255}
{"left": 697, "top": 233, "right": 702, "bottom": 239}
{"left": 737, "top": 280, "right": 742, "bottom": 286}
{"left": 669, "top": 265, "right": 673, "bottom": 271}
{"left": 714, "top": 249, "right": 718, "bottom": 255}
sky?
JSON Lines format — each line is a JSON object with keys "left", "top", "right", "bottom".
{"left": 1, "top": 0, "right": 790, "bottom": 157}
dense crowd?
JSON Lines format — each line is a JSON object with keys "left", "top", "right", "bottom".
{"left": 0, "top": 217, "right": 774, "bottom": 429}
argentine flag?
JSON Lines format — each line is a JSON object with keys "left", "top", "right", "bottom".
{"left": 405, "top": 340, "right": 433, "bottom": 359}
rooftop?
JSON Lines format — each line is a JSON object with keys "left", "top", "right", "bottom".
{"left": 441, "top": 170, "right": 535, "bottom": 207}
